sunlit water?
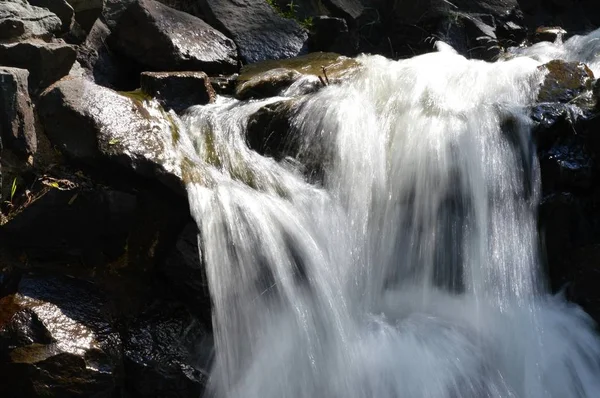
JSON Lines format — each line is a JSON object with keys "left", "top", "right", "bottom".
{"left": 175, "top": 36, "right": 600, "bottom": 398}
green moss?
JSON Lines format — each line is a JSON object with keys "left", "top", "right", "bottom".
{"left": 118, "top": 89, "right": 152, "bottom": 102}
{"left": 266, "top": 0, "right": 312, "bottom": 30}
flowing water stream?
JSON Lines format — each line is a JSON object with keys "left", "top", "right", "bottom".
{"left": 175, "top": 32, "right": 600, "bottom": 398}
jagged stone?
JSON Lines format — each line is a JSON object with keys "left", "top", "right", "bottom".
{"left": 0, "top": 0, "right": 62, "bottom": 42}
{"left": 0, "top": 67, "right": 36, "bottom": 156}
{"left": 28, "top": 0, "right": 74, "bottom": 33}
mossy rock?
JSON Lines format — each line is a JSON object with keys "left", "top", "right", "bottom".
{"left": 538, "top": 60, "right": 595, "bottom": 104}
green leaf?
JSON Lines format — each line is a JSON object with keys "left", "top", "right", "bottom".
{"left": 108, "top": 138, "right": 120, "bottom": 145}
{"left": 10, "top": 178, "right": 17, "bottom": 201}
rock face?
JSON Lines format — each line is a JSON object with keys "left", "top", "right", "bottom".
{"left": 0, "top": 67, "right": 36, "bottom": 156}
{"left": 0, "top": 0, "right": 62, "bottom": 42}
{"left": 140, "top": 71, "right": 216, "bottom": 113}
{"left": 38, "top": 77, "right": 185, "bottom": 194}
{"left": 0, "top": 41, "right": 77, "bottom": 93}
{"left": 110, "top": 0, "right": 238, "bottom": 74}
{"left": 0, "top": 273, "right": 122, "bottom": 397}
{"left": 199, "top": 0, "right": 309, "bottom": 64}
{"left": 538, "top": 60, "right": 595, "bottom": 103}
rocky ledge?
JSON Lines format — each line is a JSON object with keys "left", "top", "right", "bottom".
{"left": 2, "top": 0, "right": 600, "bottom": 396}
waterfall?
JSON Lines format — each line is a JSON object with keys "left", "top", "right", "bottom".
{"left": 179, "top": 40, "right": 600, "bottom": 398}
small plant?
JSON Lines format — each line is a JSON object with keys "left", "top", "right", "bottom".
{"left": 10, "top": 177, "right": 17, "bottom": 202}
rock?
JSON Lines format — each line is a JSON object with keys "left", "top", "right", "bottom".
{"left": 323, "top": 0, "right": 365, "bottom": 22}
{"left": 237, "top": 52, "right": 360, "bottom": 100}
{"left": 199, "top": 0, "right": 309, "bottom": 64}
{"left": 28, "top": 0, "right": 74, "bottom": 33}
{"left": 76, "top": 19, "right": 141, "bottom": 90}
{"left": 0, "top": 41, "right": 77, "bottom": 94}
{"left": 123, "top": 301, "right": 212, "bottom": 397}
{"left": 539, "top": 137, "right": 594, "bottom": 193}
{"left": 38, "top": 78, "right": 186, "bottom": 194}
{"left": 160, "top": 222, "right": 211, "bottom": 318}
{"left": 246, "top": 99, "right": 298, "bottom": 160}
{"left": 564, "top": 244, "right": 600, "bottom": 324}
{"left": 0, "top": 67, "right": 36, "bottom": 156}
{"left": 533, "top": 26, "right": 567, "bottom": 43}
{"left": 0, "top": 0, "right": 62, "bottom": 42}
{"left": 67, "top": 0, "right": 103, "bottom": 32}
{"left": 309, "top": 16, "right": 357, "bottom": 55}
{"left": 0, "top": 273, "right": 122, "bottom": 397}
{"left": 110, "top": 0, "right": 238, "bottom": 75}
{"left": 538, "top": 60, "right": 595, "bottom": 103}
{"left": 140, "top": 71, "right": 216, "bottom": 113}
{"left": 236, "top": 68, "right": 303, "bottom": 100}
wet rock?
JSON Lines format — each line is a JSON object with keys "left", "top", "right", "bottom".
{"left": 247, "top": 99, "right": 298, "bottom": 160}
{"left": 160, "top": 222, "right": 210, "bottom": 317}
{"left": 110, "top": 0, "right": 238, "bottom": 75}
{"left": 533, "top": 26, "right": 567, "bottom": 43}
{"left": 0, "top": 0, "right": 62, "bottom": 42}
{"left": 540, "top": 138, "right": 594, "bottom": 193}
{"left": 236, "top": 68, "right": 304, "bottom": 100}
{"left": 309, "top": 16, "right": 357, "bottom": 55}
{"left": 0, "top": 41, "right": 77, "bottom": 94}
{"left": 140, "top": 71, "right": 216, "bottom": 113}
{"left": 324, "top": 0, "right": 365, "bottom": 22}
{"left": 0, "top": 273, "right": 122, "bottom": 397}
{"left": 0, "top": 67, "right": 36, "bottom": 156}
{"left": 76, "top": 19, "right": 141, "bottom": 90}
{"left": 123, "top": 301, "right": 212, "bottom": 397}
{"left": 564, "top": 244, "right": 600, "bottom": 324}
{"left": 199, "top": 0, "right": 309, "bottom": 64}
{"left": 38, "top": 77, "right": 186, "bottom": 194}
{"left": 237, "top": 52, "right": 360, "bottom": 100}
{"left": 538, "top": 60, "right": 595, "bottom": 103}
{"left": 28, "top": 0, "right": 74, "bottom": 33}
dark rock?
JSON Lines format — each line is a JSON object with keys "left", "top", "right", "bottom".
{"left": 76, "top": 19, "right": 141, "bottom": 90}
{"left": 209, "top": 74, "right": 238, "bottom": 96}
{"left": 110, "top": 0, "right": 238, "bottom": 75}
{"left": 540, "top": 138, "right": 594, "bottom": 193}
{"left": 323, "top": 0, "right": 365, "bottom": 22}
{"left": 140, "top": 71, "right": 216, "bottom": 113}
{"left": 247, "top": 99, "right": 298, "bottom": 159}
{"left": 309, "top": 16, "right": 357, "bottom": 55}
{"left": 123, "top": 301, "right": 212, "bottom": 397}
{"left": 533, "top": 26, "right": 567, "bottom": 43}
{"left": 564, "top": 244, "right": 600, "bottom": 324}
{"left": 0, "top": 0, "right": 62, "bottom": 42}
{"left": 199, "top": 0, "right": 309, "bottom": 64}
{"left": 0, "top": 41, "right": 77, "bottom": 94}
{"left": 160, "top": 222, "right": 210, "bottom": 317}
{"left": 538, "top": 60, "right": 595, "bottom": 103}
{"left": 38, "top": 77, "right": 186, "bottom": 194}
{"left": 0, "top": 67, "right": 36, "bottom": 156}
{"left": 67, "top": 0, "right": 103, "bottom": 32}
{"left": 28, "top": 0, "right": 74, "bottom": 33}
{"left": 0, "top": 273, "right": 122, "bottom": 397}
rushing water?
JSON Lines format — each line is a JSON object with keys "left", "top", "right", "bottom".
{"left": 178, "top": 35, "right": 600, "bottom": 398}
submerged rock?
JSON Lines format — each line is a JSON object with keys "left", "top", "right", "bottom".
{"left": 199, "top": 0, "right": 309, "bottom": 64}
{"left": 140, "top": 71, "right": 216, "bottom": 113}
{"left": 0, "top": 273, "right": 122, "bottom": 397}
{"left": 38, "top": 78, "right": 186, "bottom": 194}
{"left": 0, "top": 0, "right": 62, "bottom": 42}
{"left": 111, "top": 0, "right": 238, "bottom": 75}
{"left": 0, "top": 67, "right": 36, "bottom": 156}
{"left": 0, "top": 41, "right": 77, "bottom": 93}
{"left": 246, "top": 99, "right": 298, "bottom": 159}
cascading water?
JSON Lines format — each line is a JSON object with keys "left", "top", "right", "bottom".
{"left": 176, "top": 37, "right": 600, "bottom": 398}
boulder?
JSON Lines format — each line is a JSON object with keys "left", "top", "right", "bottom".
{"left": 539, "top": 137, "right": 595, "bottom": 193}
{"left": 123, "top": 301, "right": 212, "bottom": 397}
{"left": 140, "top": 71, "right": 216, "bottom": 113}
{"left": 0, "top": 273, "right": 122, "bottom": 397}
{"left": 0, "top": 0, "right": 62, "bottom": 42}
{"left": 533, "top": 26, "right": 567, "bottom": 43}
{"left": 0, "top": 67, "right": 36, "bottom": 156}
{"left": 246, "top": 99, "right": 298, "bottom": 160}
{"left": 67, "top": 0, "right": 103, "bottom": 32}
{"left": 308, "top": 16, "right": 357, "bottom": 55}
{"left": 537, "top": 60, "right": 595, "bottom": 103}
{"left": 38, "top": 78, "right": 187, "bottom": 194}
{"left": 236, "top": 68, "right": 304, "bottom": 100}
{"left": 0, "top": 41, "right": 77, "bottom": 93}
{"left": 199, "top": 0, "right": 309, "bottom": 64}
{"left": 76, "top": 19, "right": 142, "bottom": 90}
{"left": 110, "top": 0, "right": 238, "bottom": 75}
{"left": 27, "top": 0, "right": 74, "bottom": 33}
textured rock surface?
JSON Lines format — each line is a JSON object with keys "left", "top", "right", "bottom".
{"left": 110, "top": 0, "right": 238, "bottom": 74}
{"left": 28, "top": 0, "right": 74, "bottom": 33}
{"left": 0, "top": 41, "right": 77, "bottom": 93}
{"left": 199, "top": 0, "right": 309, "bottom": 64}
{"left": 140, "top": 71, "right": 216, "bottom": 113}
{"left": 38, "top": 78, "right": 186, "bottom": 194}
{"left": 0, "top": 0, "right": 62, "bottom": 42}
{"left": 0, "top": 67, "right": 36, "bottom": 156}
